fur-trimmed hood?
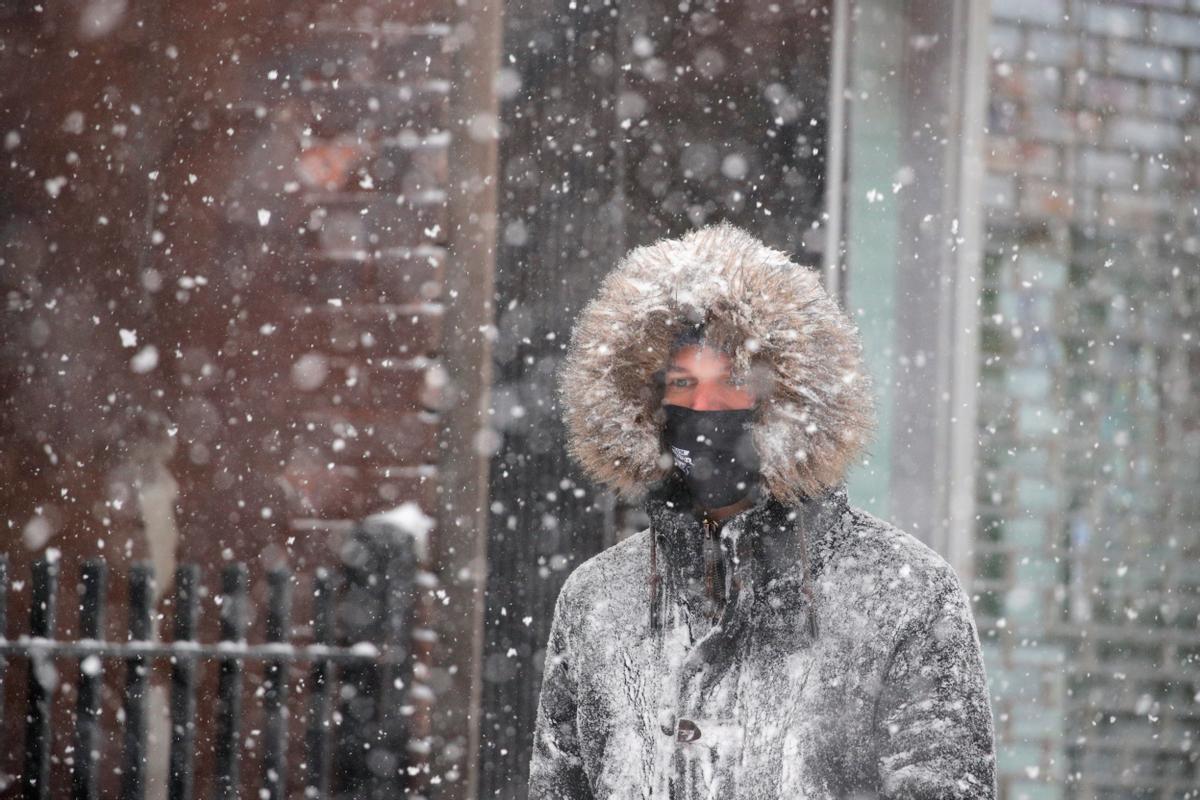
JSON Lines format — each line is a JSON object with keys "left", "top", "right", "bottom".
{"left": 558, "top": 221, "right": 877, "bottom": 506}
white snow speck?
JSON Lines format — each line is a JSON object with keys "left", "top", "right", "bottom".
{"left": 62, "top": 111, "right": 85, "bottom": 134}
{"left": 721, "top": 153, "right": 748, "bottom": 180}
{"left": 291, "top": 352, "right": 329, "bottom": 391}
{"left": 118, "top": 328, "right": 137, "bottom": 348}
{"left": 44, "top": 176, "right": 68, "bottom": 198}
{"left": 23, "top": 516, "right": 53, "bottom": 551}
{"left": 258, "top": 209, "right": 271, "bottom": 227}
{"left": 78, "top": 0, "right": 128, "bottom": 40}
{"left": 130, "top": 345, "right": 159, "bottom": 373}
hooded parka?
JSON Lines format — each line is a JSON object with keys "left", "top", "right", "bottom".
{"left": 531, "top": 222, "right": 996, "bottom": 799}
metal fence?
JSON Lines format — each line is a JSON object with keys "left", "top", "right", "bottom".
{"left": 0, "top": 526, "right": 418, "bottom": 800}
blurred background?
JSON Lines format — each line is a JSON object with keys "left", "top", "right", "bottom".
{"left": 1, "top": 0, "right": 1197, "bottom": 798}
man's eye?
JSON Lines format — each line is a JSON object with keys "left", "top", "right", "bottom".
{"left": 669, "top": 378, "right": 692, "bottom": 388}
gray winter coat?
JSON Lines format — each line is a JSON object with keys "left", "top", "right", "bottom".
{"left": 532, "top": 222, "right": 996, "bottom": 798}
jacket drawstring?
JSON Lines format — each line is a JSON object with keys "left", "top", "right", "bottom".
{"left": 798, "top": 505, "right": 819, "bottom": 640}
{"left": 650, "top": 531, "right": 662, "bottom": 641}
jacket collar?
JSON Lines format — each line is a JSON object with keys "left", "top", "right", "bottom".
{"left": 644, "top": 468, "right": 851, "bottom": 608}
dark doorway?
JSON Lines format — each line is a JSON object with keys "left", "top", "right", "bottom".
{"left": 479, "top": 1, "right": 833, "bottom": 795}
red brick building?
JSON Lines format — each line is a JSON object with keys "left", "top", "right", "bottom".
{"left": 1, "top": 0, "right": 496, "bottom": 796}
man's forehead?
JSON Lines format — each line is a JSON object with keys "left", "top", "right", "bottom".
{"left": 666, "top": 346, "right": 733, "bottom": 372}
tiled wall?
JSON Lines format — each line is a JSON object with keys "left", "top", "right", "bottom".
{"left": 980, "top": 1, "right": 1200, "bottom": 796}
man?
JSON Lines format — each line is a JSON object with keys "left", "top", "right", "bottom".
{"left": 531, "top": 221, "right": 996, "bottom": 798}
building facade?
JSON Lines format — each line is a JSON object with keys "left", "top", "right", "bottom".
{"left": 1, "top": 0, "right": 1197, "bottom": 798}
{"left": 0, "top": 0, "right": 495, "bottom": 796}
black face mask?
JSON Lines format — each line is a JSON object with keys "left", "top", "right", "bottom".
{"left": 661, "top": 404, "right": 761, "bottom": 509}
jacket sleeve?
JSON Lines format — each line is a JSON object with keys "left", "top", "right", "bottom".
{"left": 528, "top": 579, "right": 594, "bottom": 799}
{"left": 874, "top": 564, "right": 997, "bottom": 799}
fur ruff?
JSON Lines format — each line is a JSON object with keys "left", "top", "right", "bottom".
{"left": 558, "top": 221, "right": 877, "bottom": 506}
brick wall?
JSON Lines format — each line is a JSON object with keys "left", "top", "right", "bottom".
{"left": 979, "top": 1, "right": 1200, "bottom": 797}
{"left": 0, "top": 0, "right": 484, "bottom": 796}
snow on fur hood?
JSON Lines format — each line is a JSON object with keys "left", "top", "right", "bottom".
{"left": 557, "top": 219, "right": 877, "bottom": 505}
{"left": 531, "top": 223, "right": 997, "bottom": 799}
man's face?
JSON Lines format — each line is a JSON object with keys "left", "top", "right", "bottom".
{"left": 662, "top": 344, "right": 757, "bottom": 411}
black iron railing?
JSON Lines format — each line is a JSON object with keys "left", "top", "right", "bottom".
{"left": 0, "top": 525, "right": 418, "bottom": 800}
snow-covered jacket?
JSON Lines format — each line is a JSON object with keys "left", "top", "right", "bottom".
{"left": 532, "top": 222, "right": 996, "bottom": 798}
